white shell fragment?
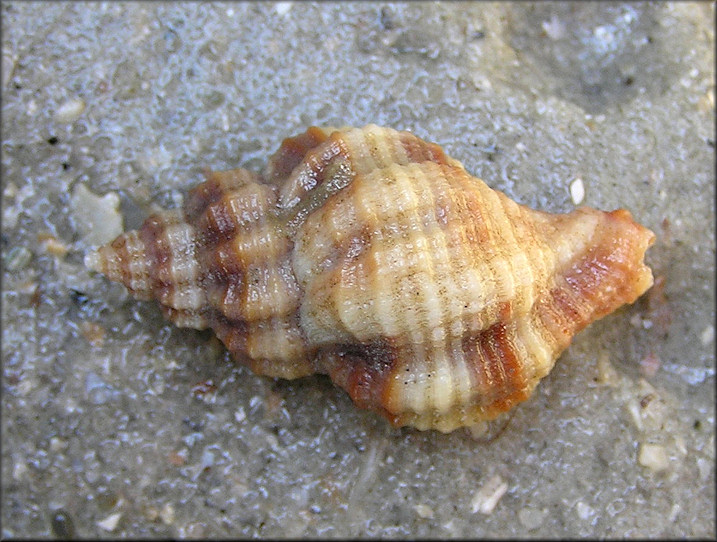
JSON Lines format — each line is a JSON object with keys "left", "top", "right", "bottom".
{"left": 471, "top": 474, "right": 508, "bottom": 514}
{"left": 700, "top": 324, "right": 714, "bottom": 346}
{"left": 71, "top": 184, "right": 124, "bottom": 247}
{"left": 638, "top": 443, "right": 670, "bottom": 472}
{"left": 570, "top": 177, "right": 585, "bottom": 205}
{"left": 414, "top": 503, "right": 435, "bottom": 519}
{"left": 575, "top": 501, "right": 594, "bottom": 520}
{"left": 275, "top": 2, "right": 293, "bottom": 16}
{"left": 96, "top": 512, "right": 122, "bottom": 532}
{"left": 54, "top": 98, "right": 86, "bottom": 123}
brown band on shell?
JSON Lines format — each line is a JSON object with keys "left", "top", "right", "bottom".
{"left": 137, "top": 211, "right": 183, "bottom": 305}
{"left": 316, "top": 338, "right": 401, "bottom": 417}
{"left": 184, "top": 168, "right": 259, "bottom": 223}
{"left": 209, "top": 296, "right": 312, "bottom": 378}
{"left": 207, "top": 237, "right": 298, "bottom": 323}
{"left": 211, "top": 314, "right": 249, "bottom": 359}
{"left": 456, "top": 322, "right": 531, "bottom": 417}
{"left": 537, "top": 209, "right": 655, "bottom": 353}
{"left": 278, "top": 133, "right": 355, "bottom": 232}
{"left": 279, "top": 126, "right": 464, "bottom": 232}
{"left": 484, "top": 321, "right": 528, "bottom": 405}
{"left": 395, "top": 129, "right": 453, "bottom": 167}
{"left": 103, "top": 231, "right": 150, "bottom": 300}
{"left": 187, "top": 170, "right": 301, "bottom": 327}
{"left": 198, "top": 182, "right": 278, "bottom": 246}
{"left": 264, "top": 126, "right": 334, "bottom": 186}
{"left": 292, "top": 171, "right": 369, "bottom": 281}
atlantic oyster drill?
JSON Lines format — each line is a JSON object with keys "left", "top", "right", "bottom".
{"left": 85, "top": 125, "right": 655, "bottom": 432}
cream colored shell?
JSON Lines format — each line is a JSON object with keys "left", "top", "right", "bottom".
{"left": 86, "top": 125, "right": 655, "bottom": 432}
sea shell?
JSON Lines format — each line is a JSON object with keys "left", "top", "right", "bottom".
{"left": 85, "top": 124, "right": 655, "bottom": 432}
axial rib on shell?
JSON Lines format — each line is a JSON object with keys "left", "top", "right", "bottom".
{"left": 85, "top": 125, "right": 655, "bottom": 432}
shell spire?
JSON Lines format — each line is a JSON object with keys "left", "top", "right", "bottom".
{"left": 84, "top": 208, "right": 209, "bottom": 330}
{"left": 86, "top": 125, "right": 655, "bottom": 432}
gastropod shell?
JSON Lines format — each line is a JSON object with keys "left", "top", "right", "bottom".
{"left": 86, "top": 125, "right": 655, "bottom": 432}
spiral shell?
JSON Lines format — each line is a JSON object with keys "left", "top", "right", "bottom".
{"left": 86, "top": 125, "right": 655, "bottom": 432}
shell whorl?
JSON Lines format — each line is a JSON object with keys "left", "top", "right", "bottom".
{"left": 86, "top": 124, "right": 655, "bottom": 432}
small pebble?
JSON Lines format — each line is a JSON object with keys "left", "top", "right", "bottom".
{"left": 54, "top": 98, "right": 86, "bottom": 124}
{"left": 200, "top": 448, "right": 215, "bottom": 469}
{"left": 541, "top": 14, "right": 565, "bottom": 40}
{"left": 668, "top": 502, "right": 681, "bottom": 522}
{"left": 638, "top": 443, "right": 670, "bottom": 472}
{"left": 570, "top": 178, "right": 585, "bottom": 205}
{"left": 697, "top": 88, "right": 714, "bottom": 113}
{"left": 466, "top": 421, "right": 489, "bottom": 440}
{"left": 71, "top": 184, "right": 123, "bottom": 247}
{"left": 596, "top": 351, "right": 619, "bottom": 386}
{"left": 275, "top": 2, "right": 292, "bottom": 16}
{"left": 442, "top": 519, "right": 458, "bottom": 535}
{"left": 79, "top": 321, "right": 107, "bottom": 347}
{"left": 471, "top": 474, "right": 508, "bottom": 514}
{"left": 51, "top": 510, "right": 76, "bottom": 539}
{"left": 39, "top": 234, "right": 69, "bottom": 258}
{"left": 234, "top": 407, "right": 246, "bottom": 423}
{"left": 674, "top": 435, "right": 687, "bottom": 456}
{"left": 626, "top": 399, "right": 643, "bottom": 431}
{"left": 700, "top": 324, "right": 714, "bottom": 346}
{"left": 3, "top": 181, "right": 17, "bottom": 199}
{"left": 696, "top": 457, "right": 712, "bottom": 481}
{"left": 414, "top": 503, "right": 434, "bottom": 519}
{"left": 96, "top": 492, "right": 121, "bottom": 513}
{"left": 518, "top": 506, "right": 548, "bottom": 530}
{"left": 144, "top": 505, "right": 160, "bottom": 522}
{"left": 638, "top": 351, "right": 661, "bottom": 378}
{"left": 49, "top": 437, "right": 68, "bottom": 453}
{"left": 17, "top": 377, "right": 35, "bottom": 395}
{"left": 575, "top": 501, "right": 594, "bottom": 520}
{"left": 159, "top": 503, "right": 175, "bottom": 525}
{"left": 96, "top": 512, "right": 122, "bottom": 532}
{"left": 13, "top": 461, "right": 28, "bottom": 481}
{"left": 17, "top": 279, "right": 38, "bottom": 296}
{"left": 265, "top": 432, "right": 279, "bottom": 451}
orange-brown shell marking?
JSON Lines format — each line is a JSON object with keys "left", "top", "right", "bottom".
{"left": 86, "top": 125, "right": 655, "bottom": 432}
